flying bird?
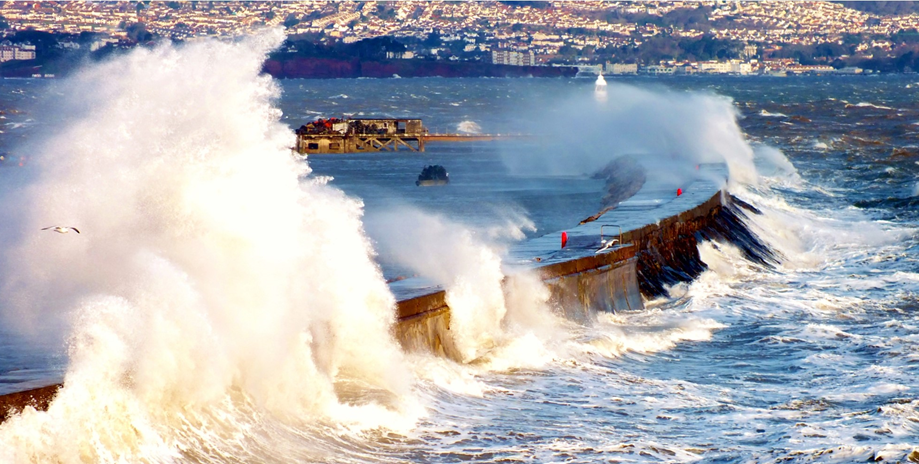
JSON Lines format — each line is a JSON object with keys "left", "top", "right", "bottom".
{"left": 42, "top": 226, "right": 80, "bottom": 234}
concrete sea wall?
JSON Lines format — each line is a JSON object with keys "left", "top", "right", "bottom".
{"left": 389, "top": 190, "right": 763, "bottom": 357}
{"left": 0, "top": 384, "right": 59, "bottom": 423}
{"left": 1, "top": 188, "right": 770, "bottom": 422}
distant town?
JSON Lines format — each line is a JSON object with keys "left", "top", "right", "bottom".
{"left": 4, "top": 1, "right": 919, "bottom": 78}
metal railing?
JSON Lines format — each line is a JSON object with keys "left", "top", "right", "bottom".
{"left": 600, "top": 224, "right": 622, "bottom": 245}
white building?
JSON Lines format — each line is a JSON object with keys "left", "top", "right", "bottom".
{"left": 644, "top": 65, "right": 675, "bottom": 75}
{"left": 742, "top": 44, "right": 758, "bottom": 58}
{"left": 606, "top": 63, "right": 638, "bottom": 74}
{"left": 385, "top": 50, "right": 415, "bottom": 59}
{"left": 0, "top": 45, "right": 36, "bottom": 62}
{"left": 492, "top": 50, "right": 536, "bottom": 66}
{"left": 699, "top": 61, "right": 732, "bottom": 74}
{"left": 730, "top": 61, "right": 753, "bottom": 74}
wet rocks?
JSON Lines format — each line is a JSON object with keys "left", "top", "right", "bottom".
{"left": 634, "top": 194, "right": 779, "bottom": 297}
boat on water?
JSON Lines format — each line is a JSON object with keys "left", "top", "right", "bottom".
{"left": 416, "top": 165, "right": 449, "bottom": 186}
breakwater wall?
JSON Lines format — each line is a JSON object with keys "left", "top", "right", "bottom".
{"left": 1, "top": 188, "right": 769, "bottom": 422}
{"left": 392, "top": 189, "right": 773, "bottom": 359}
{"left": 0, "top": 384, "right": 59, "bottom": 423}
{"left": 631, "top": 192, "right": 776, "bottom": 297}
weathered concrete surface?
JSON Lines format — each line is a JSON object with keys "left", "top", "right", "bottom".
{"left": 392, "top": 290, "right": 462, "bottom": 360}
{"left": 543, "top": 257, "right": 641, "bottom": 322}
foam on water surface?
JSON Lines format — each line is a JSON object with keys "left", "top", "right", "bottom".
{"left": 0, "top": 47, "right": 918, "bottom": 462}
{"left": 0, "top": 32, "right": 422, "bottom": 462}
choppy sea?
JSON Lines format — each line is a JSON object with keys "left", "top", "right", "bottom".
{"left": 0, "top": 36, "right": 917, "bottom": 462}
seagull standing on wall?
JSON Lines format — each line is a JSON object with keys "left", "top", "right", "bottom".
{"left": 595, "top": 238, "right": 618, "bottom": 254}
{"left": 42, "top": 226, "right": 80, "bottom": 234}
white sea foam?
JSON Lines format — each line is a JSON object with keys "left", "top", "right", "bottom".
{"left": 3, "top": 46, "right": 918, "bottom": 464}
{"left": 367, "top": 207, "right": 560, "bottom": 366}
{"left": 759, "top": 109, "right": 788, "bottom": 117}
{"left": 850, "top": 101, "right": 893, "bottom": 110}
{"left": 574, "top": 312, "right": 724, "bottom": 359}
{"left": 456, "top": 120, "right": 481, "bottom": 134}
{"left": 753, "top": 144, "right": 802, "bottom": 184}
{"left": 0, "top": 31, "right": 419, "bottom": 461}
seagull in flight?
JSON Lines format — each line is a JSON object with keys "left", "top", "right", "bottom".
{"left": 42, "top": 226, "right": 80, "bottom": 234}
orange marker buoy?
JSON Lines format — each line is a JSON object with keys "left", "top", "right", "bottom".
{"left": 677, "top": 188, "right": 683, "bottom": 196}
{"left": 561, "top": 231, "right": 568, "bottom": 249}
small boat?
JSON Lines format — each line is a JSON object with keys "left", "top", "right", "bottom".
{"left": 416, "top": 165, "right": 449, "bottom": 186}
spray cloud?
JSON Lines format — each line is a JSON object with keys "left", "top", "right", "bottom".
{"left": 367, "top": 206, "right": 558, "bottom": 364}
{"left": 0, "top": 31, "right": 415, "bottom": 460}
{"left": 501, "top": 82, "right": 760, "bottom": 186}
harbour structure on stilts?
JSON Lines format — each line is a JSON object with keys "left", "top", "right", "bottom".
{"left": 294, "top": 117, "right": 501, "bottom": 155}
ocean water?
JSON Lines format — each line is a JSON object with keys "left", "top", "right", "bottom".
{"left": 0, "top": 35, "right": 918, "bottom": 462}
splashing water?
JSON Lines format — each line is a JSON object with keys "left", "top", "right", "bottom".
{"left": 456, "top": 120, "right": 481, "bottom": 134}
{"left": 368, "top": 207, "right": 556, "bottom": 364}
{"left": 6, "top": 56, "right": 914, "bottom": 462}
{"left": 0, "top": 32, "right": 418, "bottom": 461}
{"left": 501, "top": 83, "right": 759, "bottom": 186}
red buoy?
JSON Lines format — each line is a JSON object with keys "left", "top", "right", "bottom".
{"left": 561, "top": 231, "right": 568, "bottom": 248}
{"left": 677, "top": 188, "right": 683, "bottom": 196}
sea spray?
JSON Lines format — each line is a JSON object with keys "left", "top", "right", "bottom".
{"left": 367, "top": 207, "right": 561, "bottom": 365}
{"left": 500, "top": 83, "right": 759, "bottom": 186}
{"left": 582, "top": 312, "right": 724, "bottom": 359}
{"left": 753, "top": 144, "right": 801, "bottom": 184}
{"left": 368, "top": 208, "right": 508, "bottom": 362}
{"left": 0, "top": 31, "right": 416, "bottom": 461}
{"left": 456, "top": 120, "right": 481, "bottom": 134}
